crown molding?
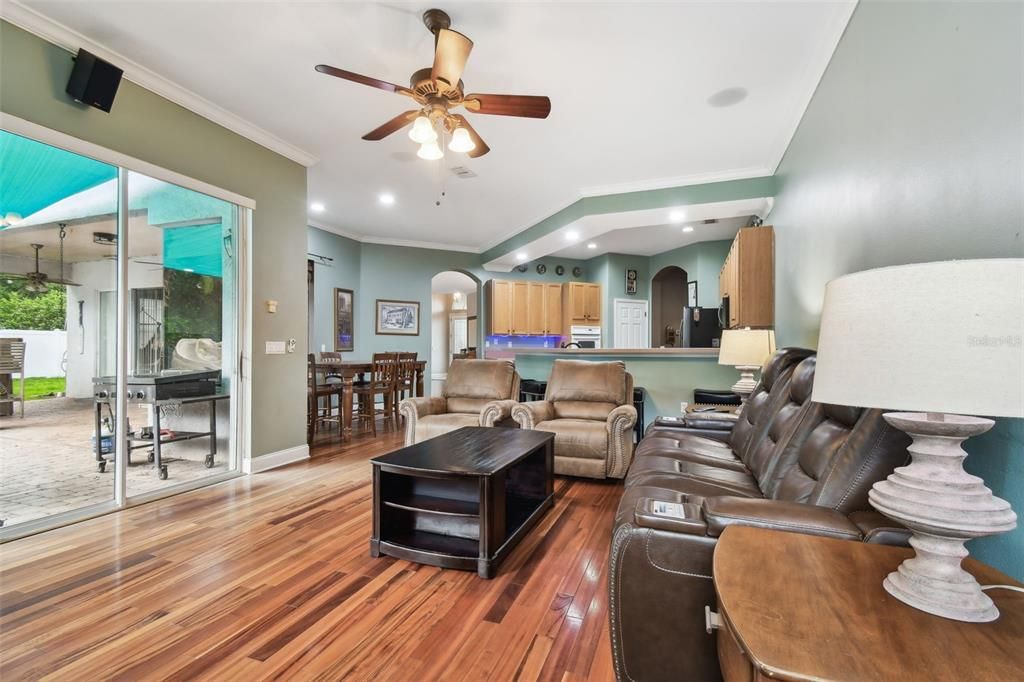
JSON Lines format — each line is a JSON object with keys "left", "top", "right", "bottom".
{"left": 308, "top": 220, "right": 479, "bottom": 254}
{"left": 308, "top": 220, "right": 363, "bottom": 242}
{"left": 1, "top": 1, "right": 319, "bottom": 168}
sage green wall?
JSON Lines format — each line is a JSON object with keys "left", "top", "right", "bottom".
{"left": 649, "top": 239, "right": 731, "bottom": 309}
{"left": 1, "top": 21, "right": 309, "bottom": 457}
{"left": 308, "top": 227, "right": 360, "bottom": 354}
{"left": 585, "top": 253, "right": 650, "bottom": 342}
{"left": 769, "top": 2, "right": 1023, "bottom": 578}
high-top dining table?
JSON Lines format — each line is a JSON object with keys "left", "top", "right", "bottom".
{"left": 315, "top": 359, "right": 427, "bottom": 439}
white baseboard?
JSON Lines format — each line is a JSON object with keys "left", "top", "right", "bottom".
{"left": 244, "top": 444, "right": 310, "bottom": 474}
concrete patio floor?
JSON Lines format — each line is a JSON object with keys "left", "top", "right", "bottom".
{"left": 0, "top": 397, "right": 230, "bottom": 528}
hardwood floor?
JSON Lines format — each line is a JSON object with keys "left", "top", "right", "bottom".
{"left": 0, "top": 426, "right": 622, "bottom": 681}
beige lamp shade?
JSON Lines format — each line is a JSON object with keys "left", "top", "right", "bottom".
{"left": 812, "top": 259, "right": 1024, "bottom": 418}
{"left": 718, "top": 329, "right": 776, "bottom": 368}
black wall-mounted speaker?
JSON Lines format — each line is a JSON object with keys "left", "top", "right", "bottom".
{"left": 66, "top": 49, "right": 123, "bottom": 113}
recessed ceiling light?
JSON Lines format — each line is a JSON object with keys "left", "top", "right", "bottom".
{"left": 310, "top": 202, "right": 325, "bottom": 213}
{"left": 565, "top": 230, "right": 579, "bottom": 241}
{"left": 669, "top": 210, "right": 686, "bottom": 223}
{"left": 516, "top": 252, "right": 528, "bottom": 262}
{"left": 378, "top": 193, "right": 395, "bottom": 206}
{"left": 682, "top": 226, "right": 694, "bottom": 233}
{"left": 587, "top": 242, "right": 597, "bottom": 249}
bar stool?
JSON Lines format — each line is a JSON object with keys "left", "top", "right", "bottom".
{"left": 308, "top": 354, "right": 344, "bottom": 442}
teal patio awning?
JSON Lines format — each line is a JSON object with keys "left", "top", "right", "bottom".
{"left": 0, "top": 130, "right": 117, "bottom": 221}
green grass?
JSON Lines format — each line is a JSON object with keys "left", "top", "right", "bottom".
{"left": 11, "top": 377, "right": 66, "bottom": 400}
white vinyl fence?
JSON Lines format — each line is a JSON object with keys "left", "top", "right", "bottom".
{"left": 0, "top": 330, "right": 66, "bottom": 377}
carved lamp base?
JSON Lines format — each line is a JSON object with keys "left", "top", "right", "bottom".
{"left": 869, "top": 412, "right": 1018, "bottom": 622}
{"left": 730, "top": 365, "right": 760, "bottom": 404}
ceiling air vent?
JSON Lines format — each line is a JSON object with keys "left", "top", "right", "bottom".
{"left": 450, "top": 166, "right": 478, "bottom": 179}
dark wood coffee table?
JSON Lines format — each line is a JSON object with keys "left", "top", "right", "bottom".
{"left": 370, "top": 427, "right": 555, "bottom": 578}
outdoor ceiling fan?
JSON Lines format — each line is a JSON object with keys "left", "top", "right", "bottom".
{"left": 315, "top": 8, "right": 551, "bottom": 159}
{"left": 1, "top": 243, "right": 80, "bottom": 292}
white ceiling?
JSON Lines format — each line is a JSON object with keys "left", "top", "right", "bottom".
{"left": 12, "top": 1, "right": 854, "bottom": 252}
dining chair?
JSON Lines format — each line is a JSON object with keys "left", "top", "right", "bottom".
{"left": 0, "top": 340, "right": 26, "bottom": 419}
{"left": 308, "top": 353, "right": 344, "bottom": 441}
{"left": 351, "top": 352, "right": 398, "bottom": 436}
{"left": 393, "top": 352, "right": 418, "bottom": 424}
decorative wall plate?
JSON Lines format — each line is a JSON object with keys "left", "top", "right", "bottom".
{"left": 515, "top": 264, "right": 528, "bottom": 273}
{"left": 536, "top": 263, "right": 547, "bottom": 274}
{"left": 555, "top": 265, "right": 565, "bottom": 276}
{"left": 572, "top": 266, "right": 583, "bottom": 277}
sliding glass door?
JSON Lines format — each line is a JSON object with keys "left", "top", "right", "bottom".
{"left": 0, "top": 128, "right": 248, "bottom": 538}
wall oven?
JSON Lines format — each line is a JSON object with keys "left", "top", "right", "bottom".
{"left": 569, "top": 325, "right": 602, "bottom": 349}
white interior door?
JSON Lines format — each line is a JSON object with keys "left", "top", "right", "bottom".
{"left": 613, "top": 299, "right": 649, "bottom": 349}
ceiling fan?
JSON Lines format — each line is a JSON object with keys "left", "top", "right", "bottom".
{"left": 1, "top": 243, "right": 80, "bottom": 292}
{"left": 315, "top": 8, "right": 551, "bottom": 159}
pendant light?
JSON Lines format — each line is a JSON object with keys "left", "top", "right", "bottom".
{"left": 417, "top": 139, "right": 444, "bottom": 160}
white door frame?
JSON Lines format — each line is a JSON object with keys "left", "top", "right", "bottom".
{"left": 613, "top": 298, "right": 650, "bottom": 349}
{"left": 0, "top": 116, "right": 252, "bottom": 542}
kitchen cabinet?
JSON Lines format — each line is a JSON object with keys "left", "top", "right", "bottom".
{"left": 718, "top": 225, "right": 774, "bottom": 329}
{"left": 485, "top": 279, "right": 513, "bottom": 335}
{"left": 485, "top": 279, "right": 564, "bottom": 336}
{"left": 562, "top": 282, "right": 602, "bottom": 332}
{"left": 542, "top": 283, "right": 562, "bottom": 335}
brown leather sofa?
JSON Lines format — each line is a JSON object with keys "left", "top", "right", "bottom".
{"left": 512, "top": 359, "right": 637, "bottom": 479}
{"left": 398, "top": 359, "right": 520, "bottom": 446}
{"left": 608, "top": 349, "right": 911, "bottom": 682}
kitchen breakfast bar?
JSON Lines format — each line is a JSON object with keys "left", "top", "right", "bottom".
{"left": 512, "top": 348, "right": 738, "bottom": 429}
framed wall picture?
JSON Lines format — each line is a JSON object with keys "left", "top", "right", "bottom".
{"left": 375, "top": 299, "right": 420, "bottom": 336}
{"left": 687, "top": 280, "right": 698, "bottom": 307}
{"left": 334, "top": 288, "right": 354, "bottom": 351}
{"left": 625, "top": 268, "right": 638, "bottom": 295}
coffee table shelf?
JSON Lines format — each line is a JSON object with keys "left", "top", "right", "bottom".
{"left": 371, "top": 427, "right": 555, "bottom": 579}
{"left": 383, "top": 494, "right": 480, "bottom": 517}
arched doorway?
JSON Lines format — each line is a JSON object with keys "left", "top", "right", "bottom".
{"left": 650, "top": 266, "right": 687, "bottom": 347}
{"left": 430, "top": 270, "right": 479, "bottom": 396}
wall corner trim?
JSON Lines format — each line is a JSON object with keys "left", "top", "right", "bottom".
{"left": 1, "top": 2, "right": 320, "bottom": 167}
{"left": 244, "top": 444, "right": 310, "bottom": 474}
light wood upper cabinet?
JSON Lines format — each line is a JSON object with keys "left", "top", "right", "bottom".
{"left": 562, "top": 281, "right": 603, "bottom": 332}
{"left": 543, "top": 283, "right": 562, "bottom": 335}
{"left": 511, "top": 281, "right": 530, "bottom": 335}
{"left": 718, "top": 225, "right": 774, "bottom": 329}
{"left": 485, "top": 279, "right": 512, "bottom": 335}
{"left": 527, "top": 282, "right": 545, "bottom": 335}
{"left": 485, "top": 279, "right": 564, "bottom": 336}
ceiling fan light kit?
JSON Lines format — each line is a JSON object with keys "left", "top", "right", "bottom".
{"left": 315, "top": 8, "right": 550, "bottom": 161}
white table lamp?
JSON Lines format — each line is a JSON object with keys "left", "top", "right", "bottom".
{"left": 812, "top": 259, "right": 1023, "bottom": 622}
{"left": 719, "top": 328, "right": 776, "bottom": 402}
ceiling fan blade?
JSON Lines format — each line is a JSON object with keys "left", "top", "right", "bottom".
{"left": 362, "top": 110, "right": 420, "bottom": 141}
{"left": 463, "top": 94, "right": 551, "bottom": 119}
{"left": 451, "top": 115, "right": 490, "bottom": 158}
{"left": 315, "top": 65, "right": 415, "bottom": 98}
{"left": 47, "top": 277, "right": 81, "bottom": 287}
{"left": 0, "top": 273, "right": 29, "bottom": 280}
{"left": 431, "top": 28, "right": 473, "bottom": 90}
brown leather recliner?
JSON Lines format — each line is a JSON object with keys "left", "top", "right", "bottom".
{"left": 608, "top": 350, "right": 911, "bottom": 682}
{"left": 512, "top": 360, "right": 637, "bottom": 479}
{"left": 399, "top": 359, "right": 520, "bottom": 445}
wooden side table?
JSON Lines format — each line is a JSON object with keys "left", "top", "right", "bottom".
{"left": 713, "top": 526, "right": 1024, "bottom": 681}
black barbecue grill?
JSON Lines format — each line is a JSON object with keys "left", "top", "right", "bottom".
{"left": 93, "top": 370, "right": 227, "bottom": 479}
